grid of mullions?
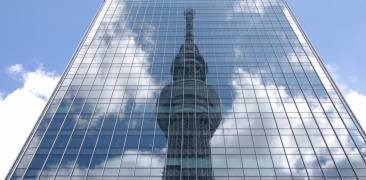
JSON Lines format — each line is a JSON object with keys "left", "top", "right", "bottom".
{"left": 8, "top": 0, "right": 366, "bottom": 179}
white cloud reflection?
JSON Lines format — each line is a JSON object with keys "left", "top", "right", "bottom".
{"left": 44, "top": 150, "right": 165, "bottom": 179}
{"left": 51, "top": 0, "right": 163, "bottom": 175}
{"left": 233, "top": 0, "right": 269, "bottom": 14}
{"left": 67, "top": 0, "right": 158, "bottom": 129}
{"left": 211, "top": 66, "right": 366, "bottom": 176}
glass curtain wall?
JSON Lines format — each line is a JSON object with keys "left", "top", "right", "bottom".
{"left": 7, "top": 0, "right": 366, "bottom": 179}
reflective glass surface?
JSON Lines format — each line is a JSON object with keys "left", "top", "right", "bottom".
{"left": 8, "top": 0, "right": 366, "bottom": 179}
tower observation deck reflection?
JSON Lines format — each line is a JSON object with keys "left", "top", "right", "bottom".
{"left": 157, "top": 9, "right": 222, "bottom": 180}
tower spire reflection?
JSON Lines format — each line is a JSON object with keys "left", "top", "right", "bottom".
{"left": 157, "top": 8, "right": 222, "bottom": 180}
{"left": 185, "top": 8, "right": 194, "bottom": 45}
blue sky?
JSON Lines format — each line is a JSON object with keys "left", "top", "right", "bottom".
{"left": 0, "top": 0, "right": 366, "bottom": 178}
{"left": 288, "top": 0, "right": 366, "bottom": 93}
{"left": 0, "top": 0, "right": 103, "bottom": 94}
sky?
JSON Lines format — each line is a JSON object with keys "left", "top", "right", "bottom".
{"left": 0, "top": 0, "right": 366, "bottom": 179}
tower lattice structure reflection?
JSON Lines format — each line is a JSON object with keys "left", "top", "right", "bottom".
{"left": 157, "top": 9, "right": 222, "bottom": 180}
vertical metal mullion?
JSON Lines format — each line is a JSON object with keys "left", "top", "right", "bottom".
{"left": 160, "top": 0, "right": 172, "bottom": 178}
{"left": 150, "top": 0, "right": 165, "bottom": 177}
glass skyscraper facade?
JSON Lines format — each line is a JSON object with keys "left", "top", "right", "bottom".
{"left": 7, "top": 0, "right": 366, "bottom": 179}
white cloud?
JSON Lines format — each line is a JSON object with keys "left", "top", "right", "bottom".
{"left": 344, "top": 90, "right": 366, "bottom": 131}
{"left": 6, "top": 64, "right": 24, "bottom": 75}
{"left": 0, "top": 66, "right": 59, "bottom": 179}
{"left": 326, "top": 64, "right": 366, "bottom": 131}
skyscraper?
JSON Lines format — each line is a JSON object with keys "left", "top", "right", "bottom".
{"left": 7, "top": 0, "right": 366, "bottom": 179}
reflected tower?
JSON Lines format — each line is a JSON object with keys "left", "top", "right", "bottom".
{"left": 157, "top": 9, "right": 222, "bottom": 180}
